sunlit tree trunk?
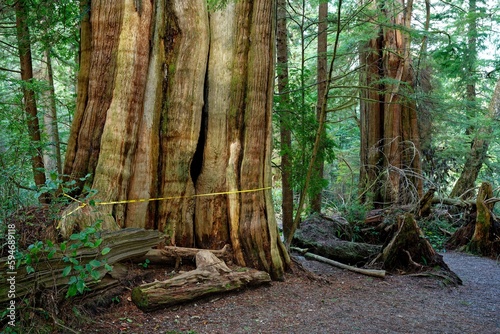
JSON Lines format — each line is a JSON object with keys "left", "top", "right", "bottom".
{"left": 276, "top": 0, "right": 294, "bottom": 243}
{"left": 359, "top": 0, "right": 422, "bottom": 207}
{"left": 40, "top": 49, "right": 62, "bottom": 176}
{"left": 449, "top": 0, "right": 487, "bottom": 199}
{"left": 62, "top": 0, "right": 288, "bottom": 279}
{"left": 311, "top": 1, "right": 328, "bottom": 213}
{"left": 15, "top": 0, "right": 47, "bottom": 202}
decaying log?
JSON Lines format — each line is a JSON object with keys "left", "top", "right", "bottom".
{"left": 131, "top": 250, "right": 271, "bottom": 312}
{"left": 161, "top": 244, "right": 233, "bottom": 264}
{"left": 292, "top": 247, "right": 386, "bottom": 278}
{"left": 0, "top": 228, "right": 163, "bottom": 304}
{"left": 294, "top": 238, "right": 381, "bottom": 265}
{"left": 293, "top": 214, "right": 381, "bottom": 265}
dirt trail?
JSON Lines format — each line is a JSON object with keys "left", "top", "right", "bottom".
{"left": 82, "top": 251, "right": 500, "bottom": 334}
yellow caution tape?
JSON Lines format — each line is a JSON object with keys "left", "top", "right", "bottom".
{"left": 62, "top": 186, "right": 271, "bottom": 217}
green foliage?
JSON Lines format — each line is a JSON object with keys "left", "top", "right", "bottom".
{"left": 419, "top": 217, "right": 458, "bottom": 251}
{"left": 0, "top": 0, "right": 79, "bottom": 216}
{"left": 138, "top": 258, "right": 150, "bottom": 269}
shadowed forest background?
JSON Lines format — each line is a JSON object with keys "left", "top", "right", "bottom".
{"left": 0, "top": 0, "right": 499, "bottom": 332}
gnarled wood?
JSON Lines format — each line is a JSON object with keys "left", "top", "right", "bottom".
{"left": 469, "top": 182, "right": 493, "bottom": 252}
{"left": 131, "top": 250, "right": 271, "bottom": 312}
{"left": 161, "top": 244, "right": 233, "bottom": 264}
{"left": 370, "top": 213, "right": 462, "bottom": 285}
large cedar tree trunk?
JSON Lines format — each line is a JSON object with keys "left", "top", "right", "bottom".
{"left": 62, "top": 0, "right": 288, "bottom": 279}
{"left": 359, "top": 0, "right": 422, "bottom": 207}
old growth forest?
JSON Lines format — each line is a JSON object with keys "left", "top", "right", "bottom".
{"left": 0, "top": 0, "right": 499, "bottom": 333}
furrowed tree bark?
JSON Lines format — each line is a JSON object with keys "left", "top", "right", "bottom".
{"left": 61, "top": 0, "right": 288, "bottom": 279}
{"left": 15, "top": 0, "right": 47, "bottom": 201}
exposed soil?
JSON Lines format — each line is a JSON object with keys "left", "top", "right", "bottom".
{"left": 77, "top": 251, "right": 500, "bottom": 334}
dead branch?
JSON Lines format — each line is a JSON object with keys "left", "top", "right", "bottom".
{"left": 291, "top": 247, "right": 386, "bottom": 278}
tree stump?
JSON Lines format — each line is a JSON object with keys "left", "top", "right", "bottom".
{"left": 371, "top": 213, "right": 461, "bottom": 285}
{"left": 131, "top": 250, "right": 271, "bottom": 312}
{"left": 469, "top": 182, "right": 493, "bottom": 254}
{"left": 446, "top": 182, "right": 500, "bottom": 257}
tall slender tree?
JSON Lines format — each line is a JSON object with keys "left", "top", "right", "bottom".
{"left": 449, "top": 0, "right": 489, "bottom": 199}
{"left": 276, "top": 0, "right": 294, "bottom": 241}
{"left": 311, "top": 1, "right": 328, "bottom": 213}
{"left": 15, "top": 0, "right": 47, "bottom": 202}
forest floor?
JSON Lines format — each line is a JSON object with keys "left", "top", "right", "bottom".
{"left": 76, "top": 251, "right": 500, "bottom": 334}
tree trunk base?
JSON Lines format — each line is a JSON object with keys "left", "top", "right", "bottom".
{"left": 371, "top": 213, "right": 462, "bottom": 285}
{"left": 447, "top": 182, "right": 500, "bottom": 257}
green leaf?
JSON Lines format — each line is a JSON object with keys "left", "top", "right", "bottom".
{"left": 66, "top": 284, "right": 77, "bottom": 298}
{"left": 69, "top": 233, "right": 82, "bottom": 240}
{"left": 89, "top": 259, "right": 101, "bottom": 268}
{"left": 60, "top": 242, "right": 67, "bottom": 252}
{"left": 76, "top": 279, "right": 86, "bottom": 294}
{"left": 101, "top": 247, "right": 111, "bottom": 255}
{"left": 62, "top": 266, "right": 72, "bottom": 276}
{"left": 91, "top": 270, "right": 101, "bottom": 281}
{"left": 47, "top": 250, "right": 56, "bottom": 260}
{"left": 85, "top": 227, "right": 96, "bottom": 234}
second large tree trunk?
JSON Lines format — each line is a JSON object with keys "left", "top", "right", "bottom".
{"left": 359, "top": 0, "right": 422, "bottom": 207}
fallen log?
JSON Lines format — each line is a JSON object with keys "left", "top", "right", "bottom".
{"left": 131, "top": 250, "right": 271, "bottom": 312}
{"left": 291, "top": 247, "right": 386, "bottom": 278}
{"left": 293, "top": 214, "right": 381, "bottom": 265}
{"left": 0, "top": 228, "right": 163, "bottom": 304}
